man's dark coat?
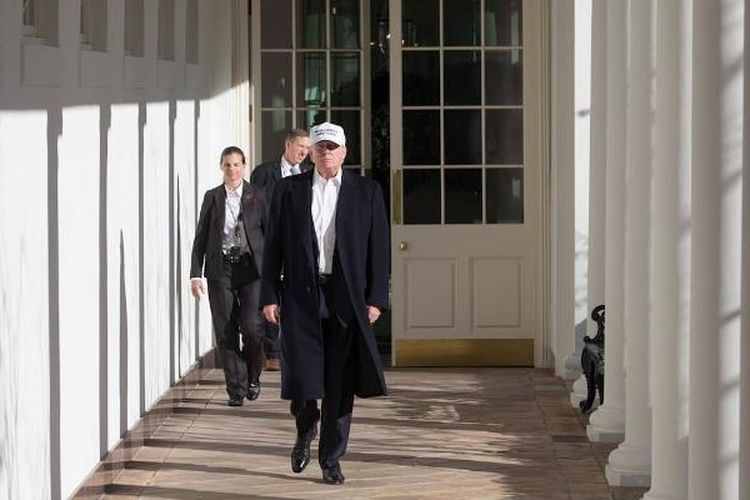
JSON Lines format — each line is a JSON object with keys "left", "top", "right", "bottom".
{"left": 250, "top": 159, "right": 312, "bottom": 198}
{"left": 190, "top": 180, "right": 266, "bottom": 280}
{"left": 251, "top": 159, "right": 312, "bottom": 355}
{"left": 260, "top": 169, "right": 389, "bottom": 401}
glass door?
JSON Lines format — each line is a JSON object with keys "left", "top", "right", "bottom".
{"left": 390, "top": 0, "right": 546, "bottom": 366}
{"left": 252, "top": 0, "right": 369, "bottom": 172}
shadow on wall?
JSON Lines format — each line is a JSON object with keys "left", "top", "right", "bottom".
{"left": 119, "top": 231, "right": 129, "bottom": 439}
{"left": 48, "top": 107, "right": 63, "bottom": 500}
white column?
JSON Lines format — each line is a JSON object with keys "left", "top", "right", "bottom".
{"left": 550, "top": 0, "right": 578, "bottom": 381}
{"left": 587, "top": 0, "right": 626, "bottom": 442}
{"left": 605, "top": 0, "right": 652, "bottom": 485}
{"left": 571, "top": 0, "right": 606, "bottom": 407}
{"left": 688, "top": 0, "right": 744, "bottom": 498}
{"left": 642, "top": 1, "right": 691, "bottom": 499}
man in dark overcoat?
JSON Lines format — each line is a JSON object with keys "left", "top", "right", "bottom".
{"left": 190, "top": 146, "right": 267, "bottom": 407}
{"left": 250, "top": 128, "right": 311, "bottom": 371}
{"left": 261, "top": 122, "right": 389, "bottom": 484}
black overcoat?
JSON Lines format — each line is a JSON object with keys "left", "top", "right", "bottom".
{"left": 190, "top": 180, "right": 266, "bottom": 280}
{"left": 250, "top": 159, "right": 312, "bottom": 199}
{"left": 260, "top": 169, "right": 389, "bottom": 401}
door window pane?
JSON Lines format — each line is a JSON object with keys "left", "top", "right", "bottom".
{"left": 404, "top": 169, "right": 441, "bottom": 224}
{"left": 332, "top": 0, "right": 360, "bottom": 48}
{"left": 298, "top": 52, "right": 327, "bottom": 107}
{"left": 262, "top": 0, "right": 292, "bottom": 48}
{"left": 262, "top": 53, "right": 293, "bottom": 108}
{"left": 331, "top": 110, "right": 360, "bottom": 165}
{"left": 445, "top": 169, "right": 482, "bottom": 223}
{"left": 485, "top": 0, "right": 522, "bottom": 46}
{"left": 125, "top": 0, "right": 145, "bottom": 56}
{"left": 403, "top": 111, "right": 440, "bottom": 165}
{"left": 485, "top": 50, "right": 523, "bottom": 105}
{"left": 331, "top": 53, "right": 360, "bottom": 106}
{"left": 298, "top": 108, "right": 327, "bottom": 129}
{"left": 486, "top": 168, "right": 523, "bottom": 223}
{"left": 23, "top": 0, "right": 35, "bottom": 26}
{"left": 443, "top": 0, "right": 481, "bottom": 46}
{"left": 296, "top": 0, "right": 326, "bottom": 49}
{"left": 262, "top": 111, "right": 293, "bottom": 162}
{"left": 402, "top": 0, "right": 439, "bottom": 47}
{"left": 444, "top": 110, "right": 481, "bottom": 164}
{"left": 403, "top": 51, "right": 440, "bottom": 106}
{"left": 486, "top": 108, "right": 523, "bottom": 164}
{"left": 444, "top": 51, "right": 481, "bottom": 105}
{"left": 297, "top": 0, "right": 326, "bottom": 48}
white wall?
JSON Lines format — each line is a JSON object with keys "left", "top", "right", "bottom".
{"left": 0, "top": 1, "right": 238, "bottom": 498}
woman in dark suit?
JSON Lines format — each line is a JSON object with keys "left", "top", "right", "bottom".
{"left": 190, "top": 146, "right": 267, "bottom": 407}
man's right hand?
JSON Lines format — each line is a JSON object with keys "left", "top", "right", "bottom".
{"left": 263, "top": 304, "right": 281, "bottom": 325}
{"left": 190, "top": 279, "right": 205, "bottom": 299}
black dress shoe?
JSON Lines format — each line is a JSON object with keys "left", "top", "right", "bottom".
{"left": 291, "top": 427, "right": 317, "bottom": 473}
{"left": 246, "top": 381, "right": 261, "bottom": 401}
{"left": 227, "top": 395, "right": 244, "bottom": 407}
{"left": 322, "top": 464, "right": 345, "bottom": 485}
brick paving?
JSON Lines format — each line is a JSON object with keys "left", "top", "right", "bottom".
{"left": 78, "top": 367, "right": 648, "bottom": 499}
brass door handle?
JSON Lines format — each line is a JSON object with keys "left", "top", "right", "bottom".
{"left": 399, "top": 241, "right": 408, "bottom": 251}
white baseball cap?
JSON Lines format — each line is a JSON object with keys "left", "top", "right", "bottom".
{"left": 309, "top": 122, "right": 346, "bottom": 146}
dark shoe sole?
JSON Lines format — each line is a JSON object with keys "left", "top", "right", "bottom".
{"left": 246, "top": 380, "right": 261, "bottom": 401}
{"left": 322, "top": 469, "right": 345, "bottom": 484}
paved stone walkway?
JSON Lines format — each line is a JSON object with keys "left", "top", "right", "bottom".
{"left": 79, "top": 367, "right": 647, "bottom": 499}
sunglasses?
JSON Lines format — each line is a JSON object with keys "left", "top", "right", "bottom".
{"left": 314, "top": 141, "right": 341, "bottom": 151}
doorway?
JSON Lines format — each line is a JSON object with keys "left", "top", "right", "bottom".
{"left": 249, "top": 0, "right": 548, "bottom": 366}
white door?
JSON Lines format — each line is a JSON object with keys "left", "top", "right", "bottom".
{"left": 389, "top": 0, "right": 547, "bottom": 366}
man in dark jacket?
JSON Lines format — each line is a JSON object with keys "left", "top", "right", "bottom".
{"left": 261, "top": 123, "right": 389, "bottom": 484}
{"left": 251, "top": 129, "right": 311, "bottom": 371}
{"left": 191, "top": 146, "right": 267, "bottom": 407}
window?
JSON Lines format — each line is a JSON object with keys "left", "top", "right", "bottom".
{"left": 125, "top": 0, "right": 144, "bottom": 56}
{"left": 186, "top": 0, "right": 198, "bottom": 63}
{"left": 80, "top": 0, "right": 108, "bottom": 51}
{"left": 158, "top": 0, "right": 175, "bottom": 60}
{"left": 22, "top": 0, "right": 37, "bottom": 35}
{"left": 400, "top": 0, "right": 524, "bottom": 224}
{"left": 258, "top": 0, "right": 365, "bottom": 166}
{"left": 22, "top": 0, "right": 58, "bottom": 42}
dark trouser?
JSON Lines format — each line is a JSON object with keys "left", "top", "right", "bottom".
{"left": 263, "top": 321, "right": 281, "bottom": 360}
{"left": 207, "top": 260, "right": 264, "bottom": 399}
{"left": 291, "top": 277, "right": 357, "bottom": 469}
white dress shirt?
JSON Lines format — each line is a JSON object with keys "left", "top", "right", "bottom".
{"left": 280, "top": 156, "right": 301, "bottom": 178}
{"left": 311, "top": 168, "right": 342, "bottom": 275}
{"left": 222, "top": 182, "right": 243, "bottom": 253}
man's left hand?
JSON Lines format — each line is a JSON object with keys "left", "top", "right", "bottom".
{"left": 367, "top": 305, "right": 381, "bottom": 324}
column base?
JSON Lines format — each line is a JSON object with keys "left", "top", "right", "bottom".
{"left": 587, "top": 403, "right": 625, "bottom": 442}
{"left": 605, "top": 443, "right": 651, "bottom": 486}
{"left": 570, "top": 375, "right": 588, "bottom": 407}
{"left": 563, "top": 354, "right": 582, "bottom": 380}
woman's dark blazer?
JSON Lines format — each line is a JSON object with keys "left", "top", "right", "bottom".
{"left": 190, "top": 180, "right": 267, "bottom": 281}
